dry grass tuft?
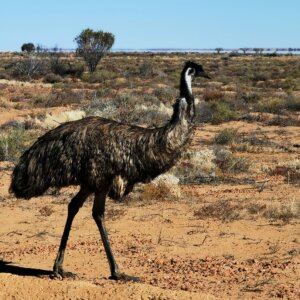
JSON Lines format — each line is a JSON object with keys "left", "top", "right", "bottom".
{"left": 263, "top": 200, "right": 300, "bottom": 223}
{"left": 141, "top": 174, "right": 181, "bottom": 201}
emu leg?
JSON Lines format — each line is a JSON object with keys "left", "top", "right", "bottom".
{"left": 92, "top": 189, "right": 140, "bottom": 282}
{"left": 53, "top": 186, "right": 91, "bottom": 278}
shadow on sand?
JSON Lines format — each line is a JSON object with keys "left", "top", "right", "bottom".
{"left": 0, "top": 260, "right": 52, "bottom": 277}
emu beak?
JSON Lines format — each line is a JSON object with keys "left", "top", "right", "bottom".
{"left": 198, "top": 72, "right": 211, "bottom": 79}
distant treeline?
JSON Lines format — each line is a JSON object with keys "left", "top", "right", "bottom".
{"left": 34, "top": 47, "right": 300, "bottom": 54}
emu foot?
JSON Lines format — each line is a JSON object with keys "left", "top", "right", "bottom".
{"left": 109, "top": 272, "right": 141, "bottom": 282}
{"left": 52, "top": 267, "right": 77, "bottom": 279}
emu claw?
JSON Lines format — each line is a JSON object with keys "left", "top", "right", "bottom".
{"left": 109, "top": 272, "right": 141, "bottom": 282}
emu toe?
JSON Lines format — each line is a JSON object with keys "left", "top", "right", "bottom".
{"left": 52, "top": 267, "right": 77, "bottom": 279}
{"left": 109, "top": 272, "right": 141, "bottom": 282}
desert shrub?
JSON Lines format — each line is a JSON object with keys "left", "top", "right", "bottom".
{"left": 38, "top": 87, "right": 88, "bottom": 107}
{"left": 43, "top": 73, "right": 63, "bottom": 83}
{"left": 263, "top": 201, "right": 300, "bottom": 223}
{"left": 172, "top": 149, "right": 216, "bottom": 183}
{"left": 52, "top": 82, "right": 65, "bottom": 89}
{"left": 24, "top": 110, "right": 86, "bottom": 130}
{"left": 255, "top": 98, "right": 285, "bottom": 114}
{"left": 81, "top": 69, "right": 117, "bottom": 83}
{"left": 268, "top": 159, "right": 300, "bottom": 184}
{"left": 215, "top": 149, "right": 250, "bottom": 173}
{"left": 0, "top": 128, "right": 30, "bottom": 161}
{"left": 284, "top": 94, "right": 300, "bottom": 111}
{"left": 139, "top": 60, "right": 156, "bottom": 78}
{"left": 203, "top": 90, "right": 224, "bottom": 102}
{"left": 251, "top": 72, "right": 270, "bottom": 82}
{"left": 12, "top": 56, "right": 47, "bottom": 80}
{"left": 0, "top": 71, "right": 11, "bottom": 80}
{"left": 214, "top": 128, "right": 239, "bottom": 145}
{"left": 50, "top": 59, "right": 84, "bottom": 77}
{"left": 240, "top": 92, "right": 260, "bottom": 104}
{"left": 281, "top": 78, "right": 300, "bottom": 91}
{"left": 129, "top": 103, "right": 171, "bottom": 126}
{"left": 201, "top": 100, "right": 237, "bottom": 124}
{"left": 154, "top": 87, "right": 177, "bottom": 104}
{"left": 84, "top": 94, "right": 171, "bottom": 126}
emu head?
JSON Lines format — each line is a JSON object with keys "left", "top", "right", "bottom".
{"left": 184, "top": 61, "right": 210, "bottom": 79}
{"left": 180, "top": 61, "right": 210, "bottom": 99}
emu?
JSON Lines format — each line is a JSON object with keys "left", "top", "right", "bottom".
{"left": 10, "top": 61, "right": 210, "bottom": 282}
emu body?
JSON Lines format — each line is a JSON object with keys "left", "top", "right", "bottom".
{"left": 10, "top": 61, "right": 209, "bottom": 281}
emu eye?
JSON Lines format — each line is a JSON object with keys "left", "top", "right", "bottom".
{"left": 188, "top": 68, "right": 195, "bottom": 76}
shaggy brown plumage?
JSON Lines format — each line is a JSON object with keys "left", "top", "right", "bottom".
{"left": 10, "top": 61, "right": 209, "bottom": 282}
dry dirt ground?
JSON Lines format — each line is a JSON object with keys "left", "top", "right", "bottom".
{"left": 0, "top": 121, "right": 299, "bottom": 299}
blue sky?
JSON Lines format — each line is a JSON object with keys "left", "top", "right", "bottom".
{"left": 1, "top": 0, "right": 299, "bottom": 51}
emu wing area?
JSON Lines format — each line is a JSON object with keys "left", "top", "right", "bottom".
{"left": 10, "top": 117, "right": 163, "bottom": 199}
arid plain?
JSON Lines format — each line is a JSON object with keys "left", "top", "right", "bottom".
{"left": 0, "top": 52, "right": 299, "bottom": 299}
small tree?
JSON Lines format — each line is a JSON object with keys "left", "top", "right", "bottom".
{"left": 75, "top": 28, "right": 115, "bottom": 72}
{"left": 215, "top": 47, "right": 223, "bottom": 54}
{"left": 253, "top": 48, "right": 264, "bottom": 55}
{"left": 240, "top": 48, "right": 249, "bottom": 54}
{"left": 21, "top": 43, "right": 35, "bottom": 53}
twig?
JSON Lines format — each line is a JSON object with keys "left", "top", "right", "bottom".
{"left": 241, "top": 278, "right": 272, "bottom": 292}
{"left": 157, "top": 228, "right": 162, "bottom": 245}
{"left": 193, "top": 234, "right": 208, "bottom": 247}
{"left": 6, "top": 231, "right": 22, "bottom": 236}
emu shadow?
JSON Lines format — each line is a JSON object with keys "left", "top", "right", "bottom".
{"left": 0, "top": 260, "right": 52, "bottom": 277}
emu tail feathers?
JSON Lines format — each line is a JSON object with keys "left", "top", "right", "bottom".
{"left": 10, "top": 155, "right": 48, "bottom": 199}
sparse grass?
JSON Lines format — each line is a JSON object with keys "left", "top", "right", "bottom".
{"left": 263, "top": 201, "right": 300, "bottom": 223}
{"left": 194, "top": 200, "right": 243, "bottom": 222}
{"left": 194, "top": 199, "right": 299, "bottom": 223}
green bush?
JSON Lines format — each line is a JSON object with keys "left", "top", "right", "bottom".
{"left": 214, "top": 128, "right": 239, "bottom": 145}
{"left": 0, "top": 128, "right": 30, "bottom": 161}
{"left": 209, "top": 101, "right": 238, "bottom": 124}
{"left": 255, "top": 98, "right": 285, "bottom": 114}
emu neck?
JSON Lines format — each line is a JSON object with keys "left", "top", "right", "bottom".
{"left": 166, "top": 98, "right": 194, "bottom": 152}
{"left": 180, "top": 71, "right": 193, "bottom": 102}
